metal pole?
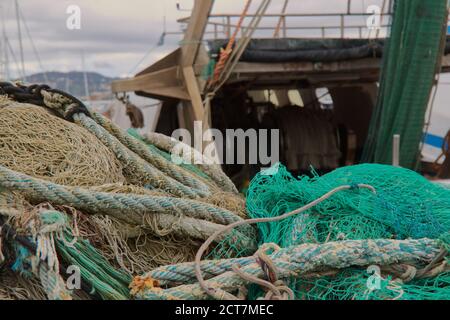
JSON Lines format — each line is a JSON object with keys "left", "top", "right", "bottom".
{"left": 392, "top": 134, "right": 400, "bottom": 167}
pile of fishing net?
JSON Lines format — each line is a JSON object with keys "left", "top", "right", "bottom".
{"left": 1, "top": 83, "right": 448, "bottom": 300}
{"left": 0, "top": 84, "right": 254, "bottom": 300}
{"left": 0, "top": 98, "right": 125, "bottom": 186}
{"left": 245, "top": 164, "right": 449, "bottom": 300}
{"left": 133, "top": 163, "right": 449, "bottom": 300}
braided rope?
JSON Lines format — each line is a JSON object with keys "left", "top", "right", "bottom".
{"left": 0, "top": 164, "right": 256, "bottom": 248}
{"left": 73, "top": 113, "right": 205, "bottom": 199}
{"left": 89, "top": 112, "right": 214, "bottom": 195}
{"left": 194, "top": 184, "right": 377, "bottom": 299}
{"left": 40, "top": 90, "right": 214, "bottom": 199}
{"left": 38, "top": 263, "right": 72, "bottom": 300}
{"left": 132, "top": 238, "right": 444, "bottom": 300}
{"left": 142, "top": 131, "right": 238, "bottom": 193}
{"left": 2, "top": 84, "right": 238, "bottom": 200}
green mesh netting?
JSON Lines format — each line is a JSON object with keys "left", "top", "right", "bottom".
{"left": 362, "top": 0, "right": 448, "bottom": 169}
{"left": 244, "top": 163, "right": 450, "bottom": 300}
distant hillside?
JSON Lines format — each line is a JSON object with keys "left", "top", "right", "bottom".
{"left": 24, "top": 71, "right": 118, "bottom": 98}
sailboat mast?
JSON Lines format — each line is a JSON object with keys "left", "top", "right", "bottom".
{"left": 15, "top": 0, "right": 26, "bottom": 80}
{"left": 1, "top": 4, "right": 10, "bottom": 80}
{"left": 81, "top": 51, "right": 90, "bottom": 100}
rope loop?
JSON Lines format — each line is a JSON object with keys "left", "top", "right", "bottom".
{"left": 0, "top": 82, "right": 91, "bottom": 122}
{"left": 247, "top": 244, "right": 294, "bottom": 300}
{"left": 41, "top": 89, "right": 91, "bottom": 121}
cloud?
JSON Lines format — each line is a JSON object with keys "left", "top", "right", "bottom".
{"left": 1, "top": 0, "right": 389, "bottom": 78}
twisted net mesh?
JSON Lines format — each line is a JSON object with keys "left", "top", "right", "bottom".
{"left": 242, "top": 163, "right": 450, "bottom": 300}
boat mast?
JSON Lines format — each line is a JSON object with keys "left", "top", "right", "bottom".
{"left": 15, "top": 0, "right": 26, "bottom": 81}
{"left": 1, "top": 3, "right": 10, "bottom": 81}
{"left": 81, "top": 51, "right": 90, "bottom": 100}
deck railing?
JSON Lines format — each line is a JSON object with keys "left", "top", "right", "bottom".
{"left": 177, "top": 0, "right": 395, "bottom": 40}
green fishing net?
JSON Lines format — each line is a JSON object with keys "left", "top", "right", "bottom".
{"left": 244, "top": 163, "right": 450, "bottom": 300}
{"left": 362, "top": 0, "right": 448, "bottom": 168}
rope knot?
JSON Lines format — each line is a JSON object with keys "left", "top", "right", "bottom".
{"left": 130, "top": 275, "right": 160, "bottom": 296}
{"left": 0, "top": 82, "right": 91, "bottom": 122}
{"left": 227, "top": 243, "right": 294, "bottom": 300}
{"left": 41, "top": 89, "right": 91, "bottom": 122}
{"left": 349, "top": 183, "right": 360, "bottom": 191}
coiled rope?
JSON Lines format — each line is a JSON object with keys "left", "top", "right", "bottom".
{"left": 0, "top": 82, "right": 256, "bottom": 296}
{"left": 132, "top": 238, "right": 446, "bottom": 300}
{"left": 192, "top": 184, "right": 376, "bottom": 300}
{"left": 0, "top": 164, "right": 255, "bottom": 250}
{"left": 1, "top": 82, "right": 235, "bottom": 199}
{"left": 138, "top": 131, "right": 238, "bottom": 193}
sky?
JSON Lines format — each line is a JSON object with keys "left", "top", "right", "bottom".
{"left": 0, "top": 0, "right": 389, "bottom": 79}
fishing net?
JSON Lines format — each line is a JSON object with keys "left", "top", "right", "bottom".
{"left": 244, "top": 163, "right": 450, "bottom": 300}
{"left": 0, "top": 100, "right": 126, "bottom": 187}
{"left": 0, "top": 85, "right": 250, "bottom": 300}
{"left": 0, "top": 270, "right": 48, "bottom": 300}
{"left": 74, "top": 212, "right": 200, "bottom": 275}
{"left": 362, "top": 0, "right": 448, "bottom": 168}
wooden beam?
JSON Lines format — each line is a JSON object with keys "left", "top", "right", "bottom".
{"left": 136, "top": 48, "right": 181, "bottom": 76}
{"left": 182, "top": 66, "right": 204, "bottom": 120}
{"left": 181, "top": 0, "right": 214, "bottom": 67}
{"left": 112, "top": 66, "right": 178, "bottom": 92}
{"left": 112, "top": 66, "right": 190, "bottom": 100}
{"left": 141, "top": 87, "right": 190, "bottom": 101}
{"left": 179, "top": 0, "right": 214, "bottom": 124}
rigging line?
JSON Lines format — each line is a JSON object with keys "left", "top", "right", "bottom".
{"left": 215, "top": 0, "right": 267, "bottom": 88}
{"left": 127, "top": 43, "right": 160, "bottom": 77}
{"left": 5, "top": 36, "right": 22, "bottom": 80}
{"left": 213, "top": 0, "right": 272, "bottom": 94}
{"left": 127, "top": 8, "right": 166, "bottom": 78}
{"left": 273, "top": 0, "right": 289, "bottom": 38}
{"left": 18, "top": 4, "right": 48, "bottom": 83}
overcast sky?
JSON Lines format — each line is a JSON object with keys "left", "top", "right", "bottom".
{"left": 0, "top": 0, "right": 388, "bottom": 79}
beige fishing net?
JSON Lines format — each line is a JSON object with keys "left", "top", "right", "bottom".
{"left": 0, "top": 96, "right": 246, "bottom": 300}
{"left": 0, "top": 99, "right": 126, "bottom": 187}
